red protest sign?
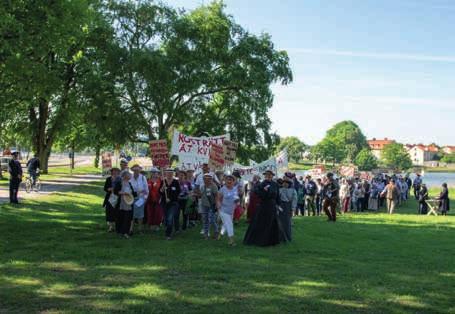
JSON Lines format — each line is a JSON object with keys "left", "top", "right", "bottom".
{"left": 208, "top": 144, "right": 225, "bottom": 170}
{"left": 149, "top": 140, "right": 170, "bottom": 168}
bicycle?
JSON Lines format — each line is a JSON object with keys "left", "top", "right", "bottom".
{"left": 25, "top": 171, "right": 41, "bottom": 193}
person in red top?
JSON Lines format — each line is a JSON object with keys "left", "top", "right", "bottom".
{"left": 146, "top": 168, "right": 163, "bottom": 231}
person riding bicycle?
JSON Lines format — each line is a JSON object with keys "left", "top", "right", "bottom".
{"left": 26, "top": 154, "right": 40, "bottom": 187}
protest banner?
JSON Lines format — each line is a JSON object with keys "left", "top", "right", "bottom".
{"left": 234, "top": 157, "right": 277, "bottom": 181}
{"left": 359, "top": 171, "right": 373, "bottom": 180}
{"left": 101, "top": 152, "right": 112, "bottom": 176}
{"left": 149, "top": 139, "right": 170, "bottom": 168}
{"left": 275, "top": 149, "right": 289, "bottom": 174}
{"left": 339, "top": 165, "right": 357, "bottom": 178}
{"left": 171, "top": 131, "right": 229, "bottom": 165}
{"left": 223, "top": 140, "right": 238, "bottom": 166}
{"left": 208, "top": 144, "right": 225, "bottom": 170}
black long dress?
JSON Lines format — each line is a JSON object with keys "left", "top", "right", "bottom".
{"left": 438, "top": 187, "right": 450, "bottom": 214}
{"left": 243, "top": 180, "right": 289, "bottom": 246}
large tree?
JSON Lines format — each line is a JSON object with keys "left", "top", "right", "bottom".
{"left": 381, "top": 143, "right": 413, "bottom": 170}
{"left": 0, "top": 0, "right": 102, "bottom": 172}
{"left": 354, "top": 148, "right": 378, "bottom": 171}
{"left": 312, "top": 121, "right": 368, "bottom": 164}
{"left": 107, "top": 0, "right": 292, "bottom": 150}
{"left": 275, "top": 137, "right": 306, "bottom": 163}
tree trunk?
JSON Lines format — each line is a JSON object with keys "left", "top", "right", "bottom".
{"left": 38, "top": 148, "right": 51, "bottom": 174}
{"left": 94, "top": 145, "right": 100, "bottom": 168}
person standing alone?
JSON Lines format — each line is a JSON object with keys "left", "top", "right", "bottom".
{"left": 8, "top": 151, "right": 22, "bottom": 204}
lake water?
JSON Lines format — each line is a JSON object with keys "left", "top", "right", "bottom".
{"left": 294, "top": 171, "right": 455, "bottom": 188}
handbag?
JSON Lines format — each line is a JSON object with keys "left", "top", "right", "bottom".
{"left": 108, "top": 193, "right": 118, "bottom": 207}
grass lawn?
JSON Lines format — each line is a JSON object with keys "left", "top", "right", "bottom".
{"left": 0, "top": 183, "right": 454, "bottom": 313}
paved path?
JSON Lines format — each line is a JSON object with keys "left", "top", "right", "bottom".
{"left": 0, "top": 174, "right": 103, "bottom": 204}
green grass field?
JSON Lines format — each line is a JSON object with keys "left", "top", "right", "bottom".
{"left": 0, "top": 181, "right": 454, "bottom": 313}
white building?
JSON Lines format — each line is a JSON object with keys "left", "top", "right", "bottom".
{"left": 406, "top": 145, "right": 438, "bottom": 166}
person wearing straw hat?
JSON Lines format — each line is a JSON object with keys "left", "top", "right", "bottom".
{"left": 160, "top": 168, "right": 181, "bottom": 240}
{"left": 279, "top": 176, "right": 297, "bottom": 241}
{"left": 244, "top": 169, "right": 289, "bottom": 246}
{"left": 8, "top": 151, "right": 23, "bottom": 204}
{"left": 115, "top": 170, "right": 137, "bottom": 238}
{"left": 130, "top": 164, "right": 149, "bottom": 234}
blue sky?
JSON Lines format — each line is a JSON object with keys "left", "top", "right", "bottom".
{"left": 166, "top": 0, "right": 455, "bottom": 145}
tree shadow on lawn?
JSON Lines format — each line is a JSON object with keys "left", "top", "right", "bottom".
{"left": 1, "top": 185, "right": 455, "bottom": 313}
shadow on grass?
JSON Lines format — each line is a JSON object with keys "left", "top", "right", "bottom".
{"left": 1, "top": 183, "right": 455, "bottom": 313}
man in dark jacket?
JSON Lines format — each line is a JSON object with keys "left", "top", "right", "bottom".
{"left": 8, "top": 151, "right": 23, "bottom": 204}
{"left": 26, "top": 154, "right": 40, "bottom": 187}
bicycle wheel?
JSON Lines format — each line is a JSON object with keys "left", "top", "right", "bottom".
{"left": 25, "top": 179, "right": 32, "bottom": 193}
{"left": 35, "top": 179, "right": 42, "bottom": 192}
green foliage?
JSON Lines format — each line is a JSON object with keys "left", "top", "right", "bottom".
{"left": 312, "top": 121, "right": 368, "bottom": 163}
{"left": 441, "top": 153, "right": 455, "bottom": 163}
{"left": 354, "top": 148, "right": 378, "bottom": 171}
{"left": 381, "top": 143, "right": 413, "bottom": 170}
{"left": 107, "top": 0, "right": 292, "bottom": 150}
{"left": 275, "top": 137, "right": 306, "bottom": 163}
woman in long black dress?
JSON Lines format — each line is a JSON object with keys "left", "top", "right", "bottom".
{"left": 244, "top": 170, "right": 289, "bottom": 246}
{"left": 438, "top": 183, "right": 450, "bottom": 216}
{"left": 103, "top": 168, "right": 120, "bottom": 232}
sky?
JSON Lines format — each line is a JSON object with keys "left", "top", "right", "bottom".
{"left": 166, "top": 0, "right": 455, "bottom": 146}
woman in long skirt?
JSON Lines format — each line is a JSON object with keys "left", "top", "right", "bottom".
{"left": 244, "top": 170, "right": 289, "bottom": 246}
{"left": 279, "top": 177, "right": 297, "bottom": 241}
{"left": 146, "top": 168, "right": 164, "bottom": 231}
{"left": 438, "top": 183, "right": 450, "bottom": 216}
{"left": 103, "top": 168, "right": 120, "bottom": 232}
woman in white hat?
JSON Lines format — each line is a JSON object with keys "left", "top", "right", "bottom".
{"left": 115, "top": 170, "right": 137, "bottom": 238}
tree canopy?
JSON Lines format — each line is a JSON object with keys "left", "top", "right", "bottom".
{"left": 381, "top": 143, "right": 413, "bottom": 171}
{"left": 354, "top": 148, "right": 378, "bottom": 171}
{"left": 311, "top": 121, "right": 368, "bottom": 164}
{"left": 275, "top": 137, "right": 306, "bottom": 163}
{"left": 0, "top": 0, "right": 292, "bottom": 170}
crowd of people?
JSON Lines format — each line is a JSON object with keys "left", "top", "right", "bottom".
{"left": 102, "top": 159, "right": 451, "bottom": 245}
{"left": 102, "top": 160, "right": 291, "bottom": 246}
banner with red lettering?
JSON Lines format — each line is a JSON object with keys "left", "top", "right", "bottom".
{"left": 149, "top": 139, "right": 170, "bottom": 168}
{"left": 208, "top": 144, "right": 225, "bottom": 170}
{"left": 339, "top": 165, "right": 357, "bottom": 178}
{"left": 171, "top": 131, "right": 229, "bottom": 163}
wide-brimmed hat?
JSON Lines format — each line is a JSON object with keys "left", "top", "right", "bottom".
{"left": 283, "top": 176, "right": 293, "bottom": 184}
{"left": 123, "top": 193, "right": 134, "bottom": 205}
{"left": 204, "top": 173, "right": 214, "bottom": 178}
{"left": 110, "top": 167, "right": 121, "bottom": 173}
{"left": 150, "top": 167, "right": 160, "bottom": 173}
{"left": 11, "top": 150, "right": 19, "bottom": 155}
{"left": 263, "top": 169, "right": 275, "bottom": 176}
{"left": 164, "top": 168, "right": 175, "bottom": 173}
{"left": 120, "top": 158, "right": 129, "bottom": 165}
{"left": 131, "top": 164, "right": 142, "bottom": 171}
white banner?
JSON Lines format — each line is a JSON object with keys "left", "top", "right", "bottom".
{"left": 171, "top": 130, "right": 229, "bottom": 162}
{"left": 234, "top": 158, "right": 277, "bottom": 181}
